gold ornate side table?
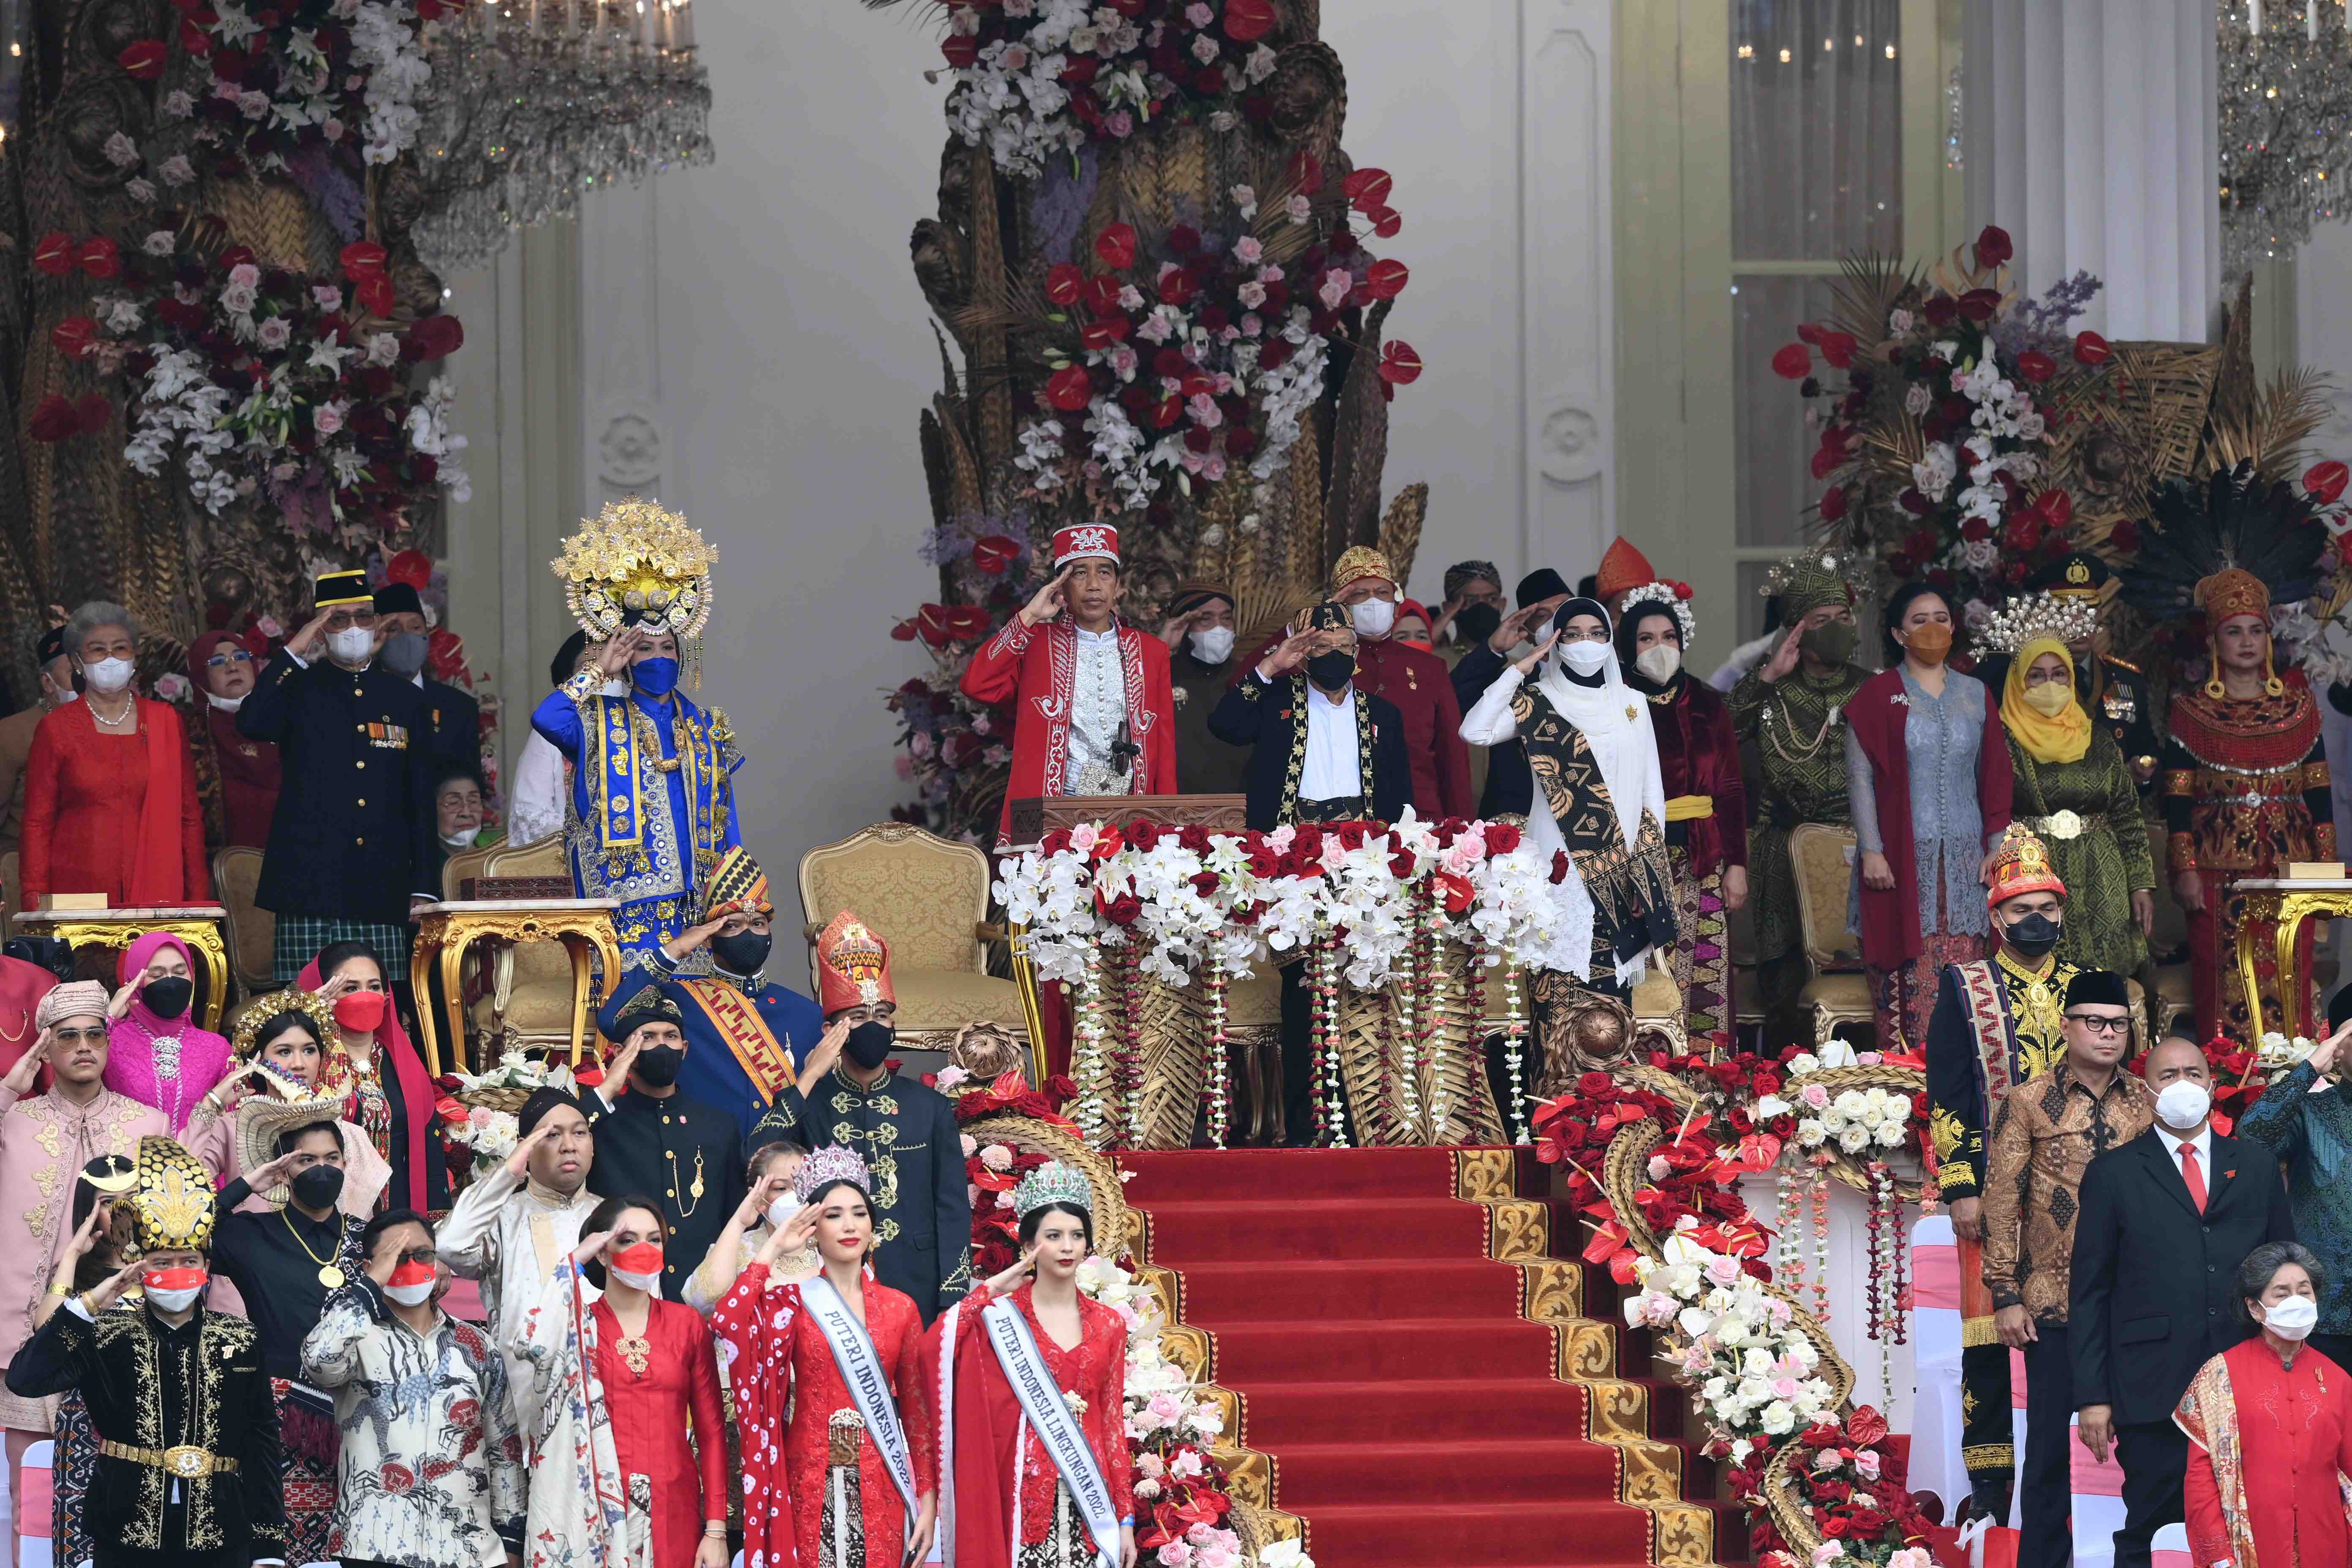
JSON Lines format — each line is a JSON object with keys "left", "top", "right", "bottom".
{"left": 408, "top": 899, "right": 624, "bottom": 1076}
{"left": 2231, "top": 877, "right": 2352, "bottom": 1040}
{"left": 6, "top": 906, "right": 231, "bottom": 1031}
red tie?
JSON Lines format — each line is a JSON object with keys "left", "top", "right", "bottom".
{"left": 2180, "top": 1143, "right": 2208, "bottom": 1214}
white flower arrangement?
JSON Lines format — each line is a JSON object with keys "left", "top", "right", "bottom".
{"left": 1623, "top": 1225, "right": 1837, "bottom": 1441}
{"left": 2258, "top": 1031, "right": 2319, "bottom": 1073}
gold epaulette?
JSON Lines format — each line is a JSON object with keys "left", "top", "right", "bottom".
{"left": 2104, "top": 654, "right": 2141, "bottom": 675}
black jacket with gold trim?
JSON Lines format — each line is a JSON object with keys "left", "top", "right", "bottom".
{"left": 1924, "top": 952, "right": 2081, "bottom": 1202}
{"left": 1205, "top": 668, "right": 1413, "bottom": 832}
{"left": 7, "top": 1299, "right": 286, "bottom": 1559}
{"left": 755, "top": 1065, "right": 972, "bottom": 1325}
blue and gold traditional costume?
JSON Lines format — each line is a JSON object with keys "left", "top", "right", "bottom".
{"left": 531, "top": 499, "right": 745, "bottom": 974}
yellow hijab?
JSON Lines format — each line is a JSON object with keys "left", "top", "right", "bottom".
{"left": 2001, "top": 634, "right": 2093, "bottom": 765}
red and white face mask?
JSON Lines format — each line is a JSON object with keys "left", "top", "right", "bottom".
{"left": 384, "top": 1260, "right": 436, "bottom": 1307}
{"left": 142, "top": 1267, "right": 208, "bottom": 1312}
{"left": 609, "top": 1242, "right": 664, "bottom": 1294}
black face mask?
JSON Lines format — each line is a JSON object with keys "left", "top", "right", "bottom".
{"left": 290, "top": 1164, "right": 345, "bottom": 1212}
{"left": 632, "top": 1044, "right": 683, "bottom": 1088}
{"left": 1455, "top": 603, "right": 1503, "bottom": 647}
{"left": 1306, "top": 650, "right": 1356, "bottom": 690}
{"left": 141, "top": 977, "right": 193, "bottom": 1021}
{"left": 2002, "top": 912, "right": 2063, "bottom": 959}
{"left": 1799, "top": 620, "right": 1859, "bottom": 666}
{"left": 846, "top": 1021, "right": 895, "bottom": 1070}
{"left": 710, "top": 931, "right": 773, "bottom": 976}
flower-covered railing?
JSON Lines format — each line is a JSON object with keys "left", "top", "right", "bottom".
{"left": 995, "top": 811, "right": 1563, "bottom": 1149}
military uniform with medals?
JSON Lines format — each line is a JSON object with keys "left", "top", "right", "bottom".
{"left": 754, "top": 912, "right": 972, "bottom": 1324}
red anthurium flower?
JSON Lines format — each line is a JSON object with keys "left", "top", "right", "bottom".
{"left": 2036, "top": 489, "right": 2074, "bottom": 528}
{"left": 27, "top": 395, "right": 80, "bottom": 442}
{"left": 179, "top": 16, "right": 212, "bottom": 50}
{"left": 1341, "top": 166, "right": 1393, "bottom": 210}
{"left": 1771, "top": 342, "right": 1811, "bottom": 379}
{"left": 913, "top": 603, "right": 956, "bottom": 648}
{"left": 1223, "top": 0, "right": 1275, "bottom": 41}
{"left": 1045, "top": 365, "right": 1094, "bottom": 411}
{"left": 403, "top": 313, "right": 464, "bottom": 362}
{"left": 1848, "top": 1405, "right": 1891, "bottom": 1447}
{"left": 2013, "top": 348, "right": 2057, "bottom": 383}
{"left": 32, "top": 232, "right": 76, "bottom": 277}
{"left": 1081, "top": 274, "right": 1124, "bottom": 319}
{"left": 1078, "top": 317, "right": 1127, "bottom": 351}
{"left": 1287, "top": 149, "right": 1323, "bottom": 193}
{"left": 340, "top": 240, "right": 389, "bottom": 278}
{"left": 50, "top": 316, "right": 101, "bottom": 360}
{"left": 941, "top": 32, "right": 978, "bottom": 68}
{"left": 2306, "top": 460, "right": 2349, "bottom": 505}
{"left": 2073, "top": 330, "right": 2112, "bottom": 365}
{"left": 939, "top": 605, "right": 991, "bottom": 640}
{"left": 970, "top": 534, "right": 1019, "bottom": 575}
{"left": 1819, "top": 485, "right": 1847, "bottom": 521}
{"left": 1974, "top": 225, "right": 2014, "bottom": 268}
{"left": 1957, "top": 287, "right": 2001, "bottom": 322}
{"left": 1045, "top": 262, "right": 1085, "bottom": 308}
{"left": 1157, "top": 268, "right": 1198, "bottom": 307}
{"left": 1361, "top": 257, "right": 1409, "bottom": 301}
{"left": 1093, "top": 223, "right": 1137, "bottom": 270}
{"left": 1817, "top": 331, "right": 1858, "bottom": 370}
{"left": 1377, "top": 340, "right": 1422, "bottom": 385}
{"left": 119, "top": 39, "right": 168, "bottom": 78}
{"left": 77, "top": 237, "right": 120, "bottom": 279}
{"left": 1364, "top": 205, "right": 1402, "bottom": 239}
{"left": 356, "top": 273, "right": 397, "bottom": 317}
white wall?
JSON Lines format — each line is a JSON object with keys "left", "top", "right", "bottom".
{"left": 485, "top": 0, "right": 1617, "bottom": 875}
{"left": 2298, "top": 221, "right": 2352, "bottom": 458}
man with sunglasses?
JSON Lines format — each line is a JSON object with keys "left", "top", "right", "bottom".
{"left": 1981, "top": 969, "right": 2153, "bottom": 1568}
{"left": 2071, "top": 1028, "right": 2295, "bottom": 1568}
{"left": 240, "top": 569, "right": 440, "bottom": 983}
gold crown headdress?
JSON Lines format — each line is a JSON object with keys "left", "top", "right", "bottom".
{"left": 553, "top": 497, "right": 718, "bottom": 644}
{"left": 128, "top": 1136, "right": 218, "bottom": 1253}
{"left": 230, "top": 988, "right": 354, "bottom": 1098}
{"left": 1968, "top": 592, "right": 2102, "bottom": 662}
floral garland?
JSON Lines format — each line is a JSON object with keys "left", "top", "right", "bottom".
{"left": 1776, "top": 224, "right": 2112, "bottom": 621}
{"left": 33, "top": 224, "right": 468, "bottom": 556}
{"left": 1011, "top": 162, "right": 1419, "bottom": 523}
{"left": 161, "top": 0, "right": 444, "bottom": 183}
{"left": 938, "top": 0, "right": 1288, "bottom": 180}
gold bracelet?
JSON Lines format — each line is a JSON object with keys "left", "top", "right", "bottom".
{"left": 47, "top": 1281, "right": 71, "bottom": 1297}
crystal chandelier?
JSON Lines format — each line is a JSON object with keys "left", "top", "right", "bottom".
{"left": 408, "top": 0, "right": 715, "bottom": 276}
{"left": 2217, "top": 0, "right": 2352, "bottom": 275}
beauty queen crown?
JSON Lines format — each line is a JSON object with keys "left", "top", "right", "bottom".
{"left": 1013, "top": 1160, "right": 1095, "bottom": 1219}
{"left": 793, "top": 1144, "right": 873, "bottom": 1203}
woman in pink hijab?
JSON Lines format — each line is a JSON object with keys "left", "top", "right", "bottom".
{"left": 101, "top": 931, "right": 233, "bottom": 1133}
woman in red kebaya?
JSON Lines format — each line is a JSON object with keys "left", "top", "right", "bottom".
{"left": 18, "top": 602, "right": 207, "bottom": 910}
{"left": 2178, "top": 1242, "right": 2352, "bottom": 1567}
{"left": 712, "top": 1145, "right": 937, "bottom": 1568}
{"left": 926, "top": 1161, "right": 1136, "bottom": 1568}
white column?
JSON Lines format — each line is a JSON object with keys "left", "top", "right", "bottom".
{"left": 1963, "top": 0, "right": 2221, "bottom": 342}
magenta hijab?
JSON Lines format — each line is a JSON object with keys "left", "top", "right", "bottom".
{"left": 104, "top": 931, "right": 233, "bottom": 1132}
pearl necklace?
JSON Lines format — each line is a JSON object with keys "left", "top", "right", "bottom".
{"left": 87, "top": 694, "right": 136, "bottom": 730}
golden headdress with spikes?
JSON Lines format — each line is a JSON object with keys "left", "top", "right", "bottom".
{"left": 552, "top": 497, "right": 719, "bottom": 643}
{"left": 1968, "top": 591, "right": 2102, "bottom": 662}
{"left": 128, "top": 1136, "right": 218, "bottom": 1253}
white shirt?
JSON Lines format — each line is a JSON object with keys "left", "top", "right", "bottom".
{"left": 2156, "top": 1122, "right": 2214, "bottom": 1196}
{"left": 436, "top": 1162, "right": 600, "bottom": 1389}
{"left": 1300, "top": 682, "right": 1363, "bottom": 801}
{"left": 509, "top": 731, "right": 569, "bottom": 846}
{"left": 1067, "top": 625, "right": 1132, "bottom": 796}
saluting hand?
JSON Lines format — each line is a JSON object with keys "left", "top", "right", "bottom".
{"left": 1019, "top": 567, "right": 1074, "bottom": 629}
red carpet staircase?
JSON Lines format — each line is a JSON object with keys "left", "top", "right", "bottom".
{"left": 1116, "top": 1147, "right": 1726, "bottom": 1568}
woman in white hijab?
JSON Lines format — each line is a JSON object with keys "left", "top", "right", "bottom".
{"left": 1460, "top": 597, "right": 1677, "bottom": 1006}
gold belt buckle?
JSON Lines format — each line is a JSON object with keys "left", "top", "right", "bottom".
{"left": 162, "top": 1444, "right": 208, "bottom": 1477}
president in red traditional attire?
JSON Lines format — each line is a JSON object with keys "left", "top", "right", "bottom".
{"left": 1239, "top": 546, "right": 1473, "bottom": 822}
{"left": 960, "top": 523, "right": 1178, "bottom": 847}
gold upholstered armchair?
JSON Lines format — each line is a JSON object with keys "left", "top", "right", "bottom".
{"left": 1788, "top": 824, "right": 1875, "bottom": 1048}
{"left": 797, "top": 823, "right": 1030, "bottom": 1053}
{"left": 459, "top": 833, "right": 580, "bottom": 1057}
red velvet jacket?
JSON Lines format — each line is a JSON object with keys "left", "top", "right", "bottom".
{"left": 1647, "top": 676, "right": 1747, "bottom": 879}
{"left": 960, "top": 614, "right": 1179, "bottom": 844}
{"left": 1846, "top": 667, "right": 2014, "bottom": 972}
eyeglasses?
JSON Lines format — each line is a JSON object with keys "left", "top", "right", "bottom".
{"left": 323, "top": 610, "right": 378, "bottom": 631}
{"left": 206, "top": 650, "right": 256, "bottom": 667}
{"left": 2064, "top": 1014, "right": 2133, "bottom": 1035}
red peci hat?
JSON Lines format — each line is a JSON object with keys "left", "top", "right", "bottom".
{"left": 1051, "top": 524, "right": 1121, "bottom": 571}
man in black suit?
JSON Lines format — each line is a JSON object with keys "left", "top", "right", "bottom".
{"left": 2071, "top": 1033, "right": 2296, "bottom": 1568}
{"left": 1209, "top": 602, "right": 1410, "bottom": 1144}
{"left": 240, "top": 568, "right": 440, "bottom": 983}
{"left": 1447, "top": 568, "right": 1573, "bottom": 818}
{"left": 373, "top": 581, "right": 481, "bottom": 768}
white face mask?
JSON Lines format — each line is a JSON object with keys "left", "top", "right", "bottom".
{"left": 327, "top": 626, "right": 376, "bottom": 664}
{"left": 767, "top": 1193, "right": 801, "bottom": 1233}
{"left": 2156, "top": 1079, "right": 2213, "bottom": 1131}
{"left": 1351, "top": 598, "right": 1396, "bottom": 638}
{"left": 204, "top": 691, "right": 244, "bottom": 713}
{"left": 611, "top": 1266, "right": 663, "bottom": 1296}
{"left": 82, "top": 657, "right": 134, "bottom": 694}
{"left": 1558, "top": 639, "right": 1612, "bottom": 675}
{"left": 383, "top": 1277, "right": 436, "bottom": 1307}
{"left": 1635, "top": 644, "right": 1683, "bottom": 683}
{"left": 1188, "top": 626, "right": 1236, "bottom": 665}
{"left": 440, "top": 830, "right": 476, "bottom": 850}
{"left": 2261, "top": 1292, "right": 2320, "bottom": 1339}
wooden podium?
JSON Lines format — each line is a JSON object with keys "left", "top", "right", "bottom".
{"left": 1000, "top": 793, "right": 1247, "bottom": 855}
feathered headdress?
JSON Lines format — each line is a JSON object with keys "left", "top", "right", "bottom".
{"left": 2120, "top": 463, "right": 2328, "bottom": 626}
